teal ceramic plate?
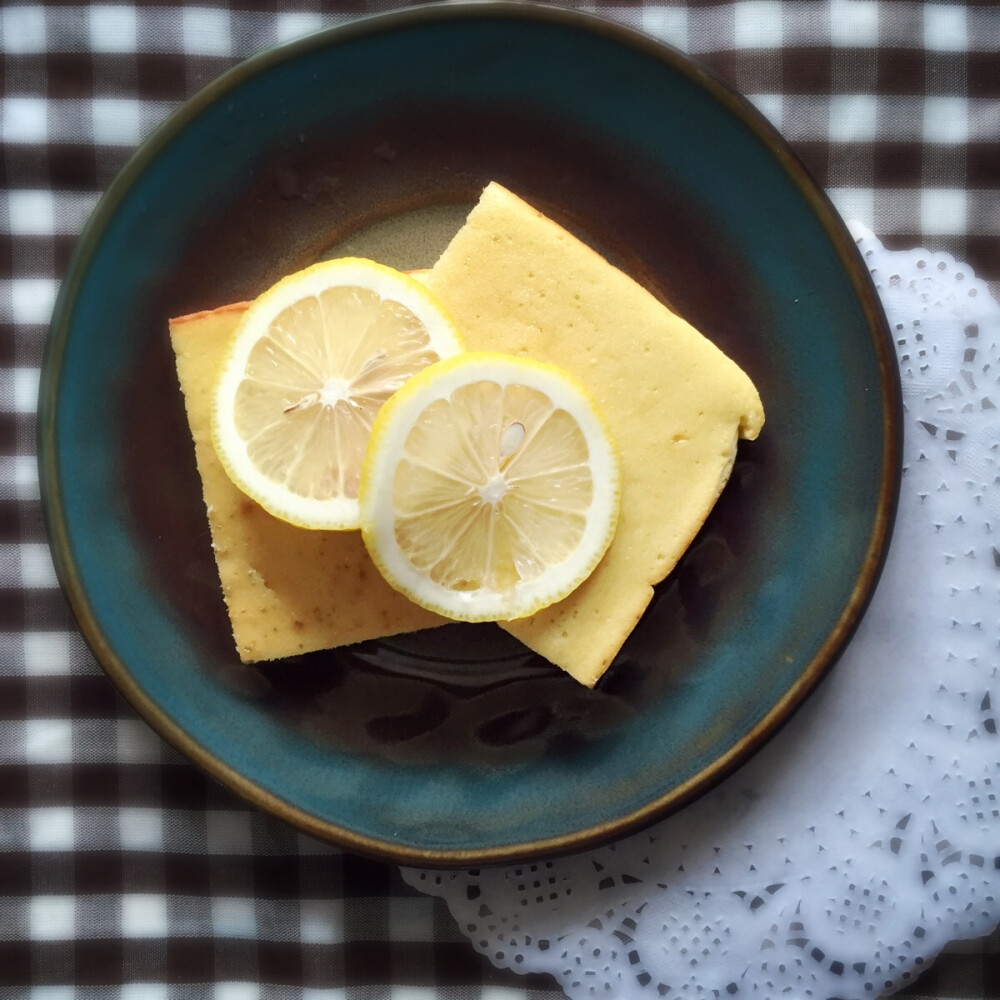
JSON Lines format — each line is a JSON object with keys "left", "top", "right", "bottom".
{"left": 39, "top": 2, "right": 901, "bottom": 866}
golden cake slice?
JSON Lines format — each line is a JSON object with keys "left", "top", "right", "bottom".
{"left": 169, "top": 304, "right": 447, "bottom": 663}
{"left": 423, "top": 183, "right": 764, "bottom": 686}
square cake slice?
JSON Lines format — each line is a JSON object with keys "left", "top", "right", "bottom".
{"left": 424, "top": 183, "right": 764, "bottom": 686}
{"left": 169, "top": 304, "right": 447, "bottom": 663}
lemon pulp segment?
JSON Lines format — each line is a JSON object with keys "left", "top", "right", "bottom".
{"left": 235, "top": 289, "right": 437, "bottom": 499}
{"left": 396, "top": 383, "right": 592, "bottom": 590}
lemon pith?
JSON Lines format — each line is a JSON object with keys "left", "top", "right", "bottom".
{"left": 359, "top": 352, "right": 621, "bottom": 622}
{"left": 211, "top": 258, "right": 464, "bottom": 530}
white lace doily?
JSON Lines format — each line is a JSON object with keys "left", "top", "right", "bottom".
{"left": 402, "top": 226, "right": 1000, "bottom": 1000}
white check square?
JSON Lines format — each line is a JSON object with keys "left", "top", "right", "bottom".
{"left": 20, "top": 541, "right": 57, "bottom": 587}
{"left": 829, "top": 0, "right": 879, "bottom": 47}
{"left": 1, "top": 7, "right": 47, "bottom": 54}
{"left": 88, "top": 5, "right": 138, "bottom": 53}
{"left": 11, "top": 278, "right": 58, "bottom": 325}
{"left": 92, "top": 99, "right": 143, "bottom": 146}
{"left": 215, "top": 985, "right": 261, "bottom": 1000}
{"left": 921, "top": 189, "right": 967, "bottom": 236}
{"left": 639, "top": 8, "right": 688, "bottom": 49}
{"left": 211, "top": 897, "right": 257, "bottom": 938}
{"left": 121, "top": 986, "right": 171, "bottom": 1000}
{"left": 274, "top": 12, "right": 325, "bottom": 43}
{"left": 26, "top": 988, "right": 77, "bottom": 1000}
{"left": 11, "top": 454, "right": 40, "bottom": 500}
{"left": 924, "top": 96, "right": 968, "bottom": 144}
{"left": 7, "top": 190, "right": 55, "bottom": 235}
{"left": 749, "top": 94, "right": 783, "bottom": 131}
{"left": 829, "top": 94, "right": 879, "bottom": 142}
{"left": 183, "top": 7, "right": 233, "bottom": 56}
{"left": 30, "top": 896, "right": 76, "bottom": 940}
{"left": 29, "top": 807, "right": 76, "bottom": 851}
{"left": 924, "top": 4, "right": 967, "bottom": 52}
{"left": 23, "top": 631, "right": 72, "bottom": 676}
{"left": 25, "top": 719, "right": 73, "bottom": 764}
{"left": 733, "top": 1, "right": 783, "bottom": 48}
{"left": 1, "top": 98, "right": 49, "bottom": 143}
{"left": 122, "top": 894, "right": 170, "bottom": 937}
{"left": 119, "top": 807, "right": 164, "bottom": 851}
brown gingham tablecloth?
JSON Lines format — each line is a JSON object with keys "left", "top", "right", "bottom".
{"left": 2, "top": 1, "right": 999, "bottom": 997}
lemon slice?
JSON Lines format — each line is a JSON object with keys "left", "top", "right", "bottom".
{"left": 359, "top": 352, "right": 621, "bottom": 621}
{"left": 211, "top": 258, "right": 464, "bottom": 530}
